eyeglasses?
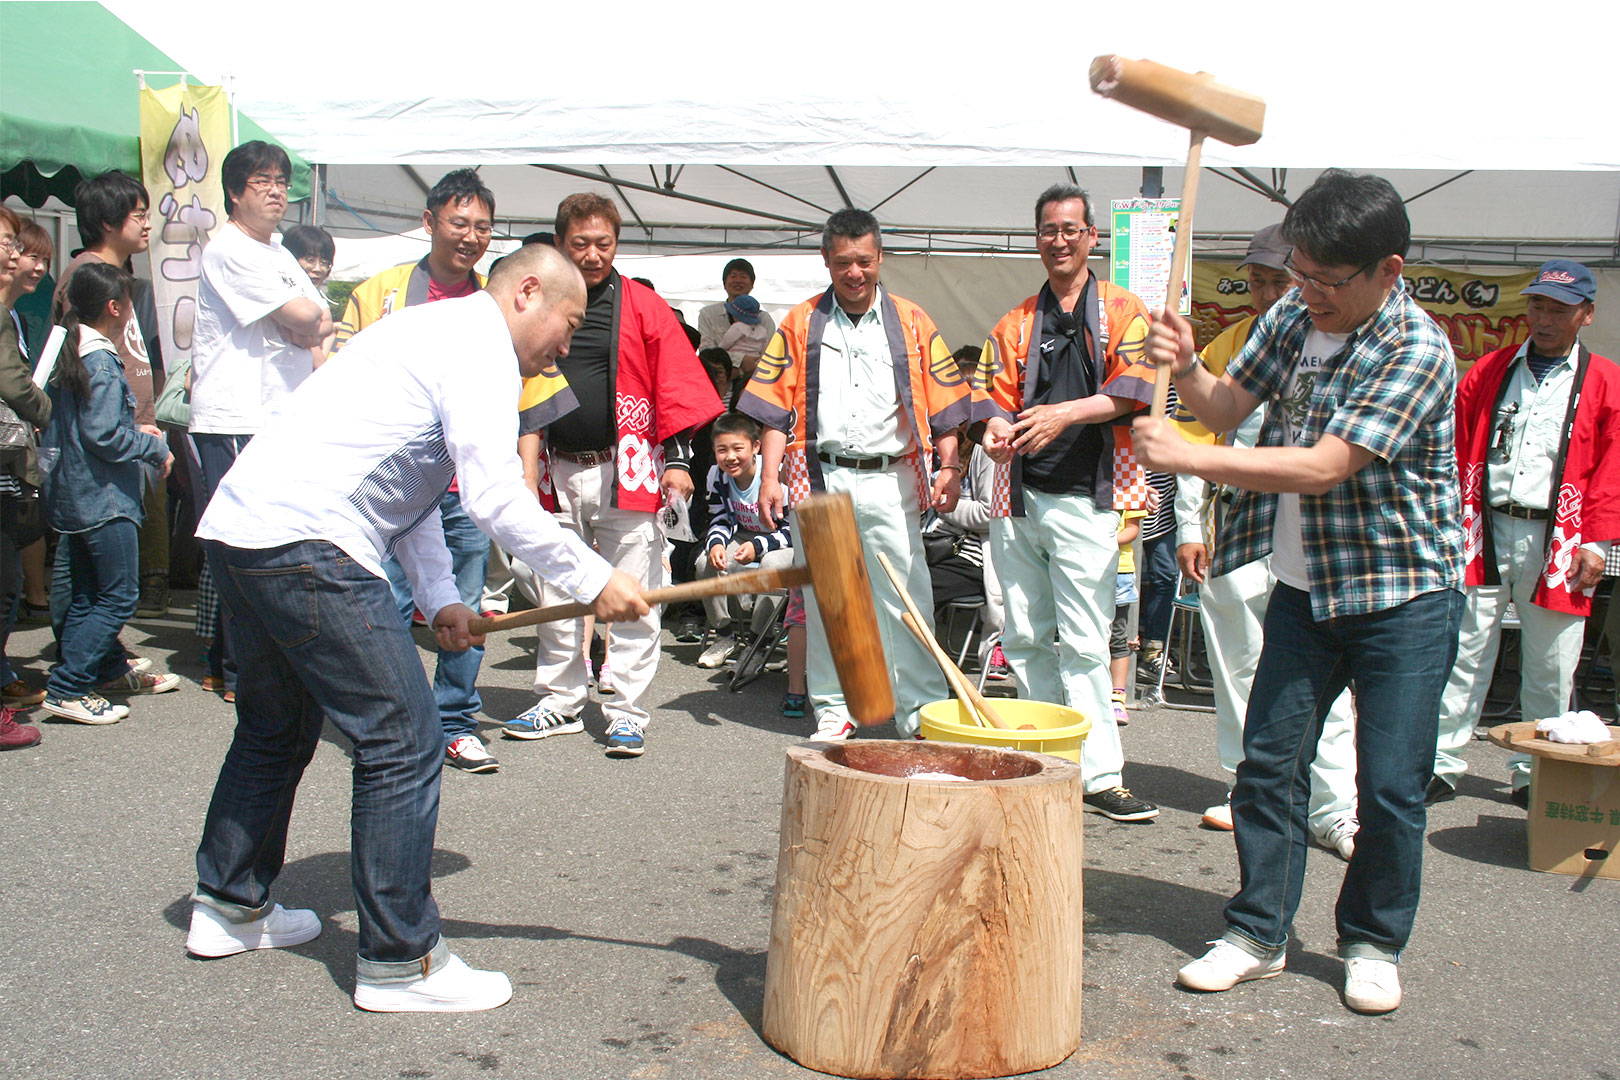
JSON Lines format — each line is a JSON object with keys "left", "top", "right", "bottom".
{"left": 0, "top": 237, "right": 21, "bottom": 256}
{"left": 433, "top": 213, "right": 494, "bottom": 238}
{"left": 1037, "top": 224, "right": 1094, "bottom": 242}
{"left": 1284, "top": 253, "right": 1376, "bottom": 295}
{"left": 244, "top": 175, "right": 291, "bottom": 192}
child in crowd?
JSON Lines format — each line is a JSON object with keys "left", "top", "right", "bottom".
{"left": 39, "top": 262, "right": 181, "bottom": 723}
{"left": 717, "top": 295, "right": 769, "bottom": 379}
{"left": 1108, "top": 507, "right": 1147, "bottom": 728}
{"left": 281, "top": 224, "right": 336, "bottom": 292}
{"left": 695, "top": 413, "right": 806, "bottom": 714}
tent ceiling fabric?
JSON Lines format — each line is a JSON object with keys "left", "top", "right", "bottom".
{"left": 103, "top": 0, "right": 1620, "bottom": 259}
{"left": 0, "top": 3, "right": 311, "bottom": 207}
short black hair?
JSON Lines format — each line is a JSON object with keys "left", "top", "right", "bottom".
{"left": 712, "top": 411, "right": 761, "bottom": 443}
{"left": 281, "top": 224, "right": 335, "bottom": 263}
{"left": 222, "top": 140, "right": 292, "bottom": 215}
{"left": 74, "top": 170, "right": 149, "bottom": 249}
{"left": 1034, "top": 183, "right": 1093, "bottom": 229}
{"left": 723, "top": 258, "right": 755, "bottom": 284}
{"left": 1282, "top": 169, "right": 1410, "bottom": 269}
{"left": 699, "top": 347, "right": 733, "bottom": 379}
{"left": 821, "top": 209, "right": 881, "bottom": 253}
{"left": 426, "top": 168, "right": 496, "bottom": 219}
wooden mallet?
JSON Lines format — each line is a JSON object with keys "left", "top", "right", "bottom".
{"left": 467, "top": 492, "right": 895, "bottom": 725}
{"left": 1089, "top": 56, "right": 1265, "bottom": 418}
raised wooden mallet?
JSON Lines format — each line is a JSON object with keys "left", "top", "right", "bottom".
{"left": 1089, "top": 55, "right": 1266, "bottom": 418}
{"left": 467, "top": 492, "right": 895, "bottom": 725}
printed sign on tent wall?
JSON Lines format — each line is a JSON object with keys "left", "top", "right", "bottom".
{"left": 1110, "top": 198, "right": 1188, "bottom": 316}
{"left": 139, "top": 82, "right": 230, "bottom": 381}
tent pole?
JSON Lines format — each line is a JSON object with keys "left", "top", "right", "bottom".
{"left": 313, "top": 164, "right": 327, "bottom": 226}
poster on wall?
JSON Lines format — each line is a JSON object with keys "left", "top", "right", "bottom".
{"left": 139, "top": 81, "right": 231, "bottom": 382}
{"left": 1189, "top": 261, "right": 1535, "bottom": 365}
{"left": 1110, "top": 198, "right": 1189, "bottom": 315}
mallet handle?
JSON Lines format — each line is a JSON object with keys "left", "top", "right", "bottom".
{"left": 1154, "top": 129, "right": 1204, "bottom": 420}
{"left": 468, "top": 565, "right": 811, "bottom": 635}
{"left": 876, "top": 552, "right": 1010, "bottom": 730}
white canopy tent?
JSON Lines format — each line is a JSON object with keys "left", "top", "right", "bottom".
{"left": 104, "top": 0, "right": 1619, "bottom": 259}
{"left": 98, "top": 0, "right": 1620, "bottom": 351}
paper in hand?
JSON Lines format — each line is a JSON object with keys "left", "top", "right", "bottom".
{"left": 32, "top": 325, "right": 66, "bottom": 388}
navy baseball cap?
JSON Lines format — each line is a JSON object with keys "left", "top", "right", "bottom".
{"left": 1521, "top": 259, "right": 1596, "bottom": 305}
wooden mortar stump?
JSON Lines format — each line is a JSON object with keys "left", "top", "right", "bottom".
{"left": 763, "top": 740, "right": 1085, "bottom": 1079}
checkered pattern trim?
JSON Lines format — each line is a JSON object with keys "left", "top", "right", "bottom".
{"left": 1112, "top": 444, "right": 1151, "bottom": 511}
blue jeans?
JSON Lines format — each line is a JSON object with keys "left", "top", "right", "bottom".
{"left": 46, "top": 519, "right": 140, "bottom": 697}
{"left": 0, "top": 523, "right": 20, "bottom": 686}
{"left": 194, "top": 539, "right": 447, "bottom": 980}
{"left": 1224, "top": 584, "right": 1462, "bottom": 963}
{"left": 1139, "top": 532, "right": 1179, "bottom": 645}
{"left": 382, "top": 489, "right": 489, "bottom": 746}
{"left": 194, "top": 434, "right": 253, "bottom": 693}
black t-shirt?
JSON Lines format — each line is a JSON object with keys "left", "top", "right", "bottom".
{"left": 547, "top": 272, "right": 618, "bottom": 451}
{"left": 1020, "top": 285, "right": 1101, "bottom": 496}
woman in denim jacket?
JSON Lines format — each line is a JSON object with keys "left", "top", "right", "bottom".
{"left": 39, "top": 262, "right": 177, "bottom": 724}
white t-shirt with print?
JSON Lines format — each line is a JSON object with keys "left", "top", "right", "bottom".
{"left": 189, "top": 222, "right": 324, "bottom": 435}
{"left": 1270, "top": 327, "right": 1349, "bottom": 592}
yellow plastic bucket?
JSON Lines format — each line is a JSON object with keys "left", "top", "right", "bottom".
{"left": 918, "top": 698, "right": 1091, "bottom": 763}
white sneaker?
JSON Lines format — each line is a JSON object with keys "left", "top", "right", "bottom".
{"left": 810, "top": 715, "right": 855, "bottom": 743}
{"left": 444, "top": 735, "right": 499, "bottom": 773}
{"left": 1343, "top": 957, "right": 1401, "bottom": 1013}
{"left": 1315, "top": 814, "right": 1358, "bottom": 861}
{"left": 697, "top": 633, "right": 736, "bottom": 669}
{"left": 186, "top": 901, "right": 322, "bottom": 957}
{"left": 354, "top": 953, "right": 514, "bottom": 1013}
{"left": 41, "top": 693, "right": 124, "bottom": 724}
{"left": 99, "top": 669, "right": 183, "bottom": 695}
{"left": 1201, "top": 798, "right": 1234, "bottom": 831}
{"left": 1176, "top": 940, "right": 1285, "bottom": 992}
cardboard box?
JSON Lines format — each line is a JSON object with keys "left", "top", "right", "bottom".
{"left": 1527, "top": 756, "right": 1620, "bottom": 879}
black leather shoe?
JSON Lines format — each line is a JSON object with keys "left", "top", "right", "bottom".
{"left": 1424, "top": 776, "right": 1457, "bottom": 805}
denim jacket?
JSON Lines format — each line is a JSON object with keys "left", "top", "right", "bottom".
{"left": 41, "top": 340, "right": 167, "bottom": 534}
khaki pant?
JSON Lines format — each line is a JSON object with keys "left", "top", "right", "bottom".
{"left": 530, "top": 459, "right": 663, "bottom": 730}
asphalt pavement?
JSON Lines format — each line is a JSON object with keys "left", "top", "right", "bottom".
{"left": 1, "top": 595, "right": 1615, "bottom": 1080}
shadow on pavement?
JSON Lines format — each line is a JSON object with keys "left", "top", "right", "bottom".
{"left": 1428, "top": 814, "right": 1530, "bottom": 870}
{"left": 1114, "top": 761, "right": 1230, "bottom": 817}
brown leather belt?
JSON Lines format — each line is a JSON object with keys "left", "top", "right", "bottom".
{"left": 1492, "top": 504, "right": 1549, "bottom": 521}
{"left": 552, "top": 447, "right": 616, "bottom": 467}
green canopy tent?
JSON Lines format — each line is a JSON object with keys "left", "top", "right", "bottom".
{"left": 0, "top": 1, "right": 310, "bottom": 207}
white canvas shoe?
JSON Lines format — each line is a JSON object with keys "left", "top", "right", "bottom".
{"left": 187, "top": 901, "right": 322, "bottom": 958}
{"left": 354, "top": 954, "right": 513, "bottom": 1013}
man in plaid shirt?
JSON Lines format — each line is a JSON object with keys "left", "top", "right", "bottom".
{"left": 1132, "top": 170, "right": 1464, "bottom": 1017}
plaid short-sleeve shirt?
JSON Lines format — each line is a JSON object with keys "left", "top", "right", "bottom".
{"left": 1213, "top": 285, "right": 1464, "bottom": 621}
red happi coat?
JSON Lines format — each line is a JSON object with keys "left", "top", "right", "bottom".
{"left": 536, "top": 273, "right": 723, "bottom": 513}
{"left": 1456, "top": 341, "right": 1620, "bottom": 616}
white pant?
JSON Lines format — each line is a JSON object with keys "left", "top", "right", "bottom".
{"left": 991, "top": 488, "right": 1123, "bottom": 794}
{"left": 1433, "top": 514, "right": 1583, "bottom": 789}
{"left": 695, "top": 545, "right": 795, "bottom": 628}
{"left": 529, "top": 459, "right": 664, "bottom": 729}
{"left": 803, "top": 462, "right": 947, "bottom": 736}
{"left": 1201, "top": 556, "right": 1358, "bottom": 832}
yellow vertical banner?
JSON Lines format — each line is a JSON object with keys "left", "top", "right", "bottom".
{"left": 139, "top": 82, "right": 231, "bottom": 379}
{"left": 1192, "top": 261, "right": 1535, "bottom": 366}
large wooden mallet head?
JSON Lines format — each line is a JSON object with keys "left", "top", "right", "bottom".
{"left": 1089, "top": 56, "right": 1265, "bottom": 418}
{"left": 467, "top": 492, "right": 894, "bottom": 725}
{"left": 1088, "top": 56, "right": 1264, "bottom": 147}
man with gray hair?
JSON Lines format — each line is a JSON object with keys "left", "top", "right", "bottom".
{"left": 188, "top": 243, "right": 647, "bottom": 1013}
{"left": 976, "top": 183, "right": 1160, "bottom": 822}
